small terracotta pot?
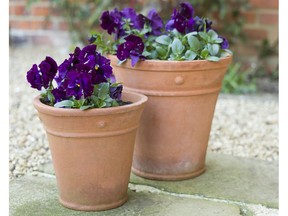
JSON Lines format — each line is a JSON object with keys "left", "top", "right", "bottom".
{"left": 109, "top": 55, "right": 232, "bottom": 181}
{"left": 33, "top": 91, "right": 147, "bottom": 211}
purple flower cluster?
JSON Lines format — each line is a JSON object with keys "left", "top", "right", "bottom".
{"left": 96, "top": 2, "right": 230, "bottom": 65}
{"left": 26, "top": 44, "right": 122, "bottom": 104}
{"left": 53, "top": 44, "right": 113, "bottom": 101}
{"left": 100, "top": 7, "right": 163, "bottom": 39}
{"left": 100, "top": 7, "right": 164, "bottom": 65}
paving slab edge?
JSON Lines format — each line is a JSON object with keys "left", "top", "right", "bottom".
{"left": 27, "top": 172, "right": 277, "bottom": 216}
{"left": 129, "top": 178, "right": 278, "bottom": 209}
{"left": 128, "top": 183, "right": 274, "bottom": 216}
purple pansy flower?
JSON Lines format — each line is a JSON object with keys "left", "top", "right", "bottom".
{"left": 109, "top": 84, "right": 123, "bottom": 100}
{"left": 65, "top": 71, "right": 94, "bottom": 100}
{"left": 147, "top": 9, "right": 163, "bottom": 35}
{"left": 52, "top": 87, "right": 67, "bottom": 103}
{"left": 100, "top": 8, "right": 139, "bottom": 39}
{"left": 121, "top": 8, "right": 137, "bottom": 22}
{"left": 134, "top": 14, "right": 147, "bottom": 30}
{"left": 26, "top": 64, "right": 43, "bottom": 90}
{"left": 179, "top": 2, "right": 194, "bottom": 18}
{"left": 26, "top": 56, "right": 57, "bottom": 90}
{"left": 39, "top": 56, "right": 58, "bottom": 88}
{"left": 165, "top": 2, "right": 195, "bottom": 33}
{"left": 219, "top": 36, "right": 229, "bottom": 49}
{"left": 134, "top": 10, "right": 163, "bottom": 36}
{"left": 117, "top": 34, "right": 145, "bottom": 67}
{"left": 100, "top": 10, "right": 121, "bottom": 35}
{"left": 194, "top": 16, "right": 213, "bottom": 32}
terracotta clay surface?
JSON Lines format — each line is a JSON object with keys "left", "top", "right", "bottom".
{"left": 109, "top": 55, "right": 232, "bottom": 181}
{"left": 33, "top": 91, "right": 147, "bottom": 211}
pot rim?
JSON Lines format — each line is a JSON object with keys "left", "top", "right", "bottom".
{"left": 33, "top": 90, "right": 148, "bottom": 116}
{"left": 107, "top": 54, "right": 233, "bottom": 65}
{"left": 108, "top": 54, "right": 233, "bottom": 71}
{"left": 108, "top": 54, "right": 232, "bottom": 64}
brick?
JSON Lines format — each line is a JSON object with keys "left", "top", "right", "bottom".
{"left": 31, "top": 5, "right": 51, "bottom": 16}
{"left": 259, "top": 13, "right": 278, "bottom": 25}
{"left": 59, "top": 21, "right": 69, "bottom": 31}
{"left": 242, "top": 11, "right": 256, "bottom": 23}
{"left": 244, "top": 28, "right": 268, "bottom": 40}
{"left": 9, "top": 19, "right": 52, "bottom": 30}
{"left": 9, "top": 4, "right": 25, "bottom": 15}
{"left": 249, "top": 0, "right": 278, "bottom": 9}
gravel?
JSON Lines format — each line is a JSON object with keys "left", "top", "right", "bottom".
{"left": 9, "top": 45, "right": 278, "bottom": 179}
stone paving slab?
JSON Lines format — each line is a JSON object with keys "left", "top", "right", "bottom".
{"left": 10, "top": 176, "right": 243, "bottom": 216}
{"left": 130, "top": 153, "right": 278, "bottom": 208}
{"left": 37, "top": 152, "right": 278, "bottom": 209}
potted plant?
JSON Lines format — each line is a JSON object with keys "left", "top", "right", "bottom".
{"left": 90, "top": 2, "right": 232, "bottom": 181}
{"left": 26, "top": 44, "right": 147, "bottom": 211}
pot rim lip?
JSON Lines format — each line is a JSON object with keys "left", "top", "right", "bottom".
{"left": 107, "top": 53, "right": 233, "bottom": 64}
{"left": 33, "top": 90, "right": 148, "bottom": 116}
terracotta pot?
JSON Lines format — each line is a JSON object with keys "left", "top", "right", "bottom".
{"left": 33, "top": 91, "right": 147, "bottom": 211}
{"left": 109, "top": 55, "right": 232, "bottom": 181}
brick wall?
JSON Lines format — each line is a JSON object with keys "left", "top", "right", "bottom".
{"left": 238, "top": 0, "right": 278, "bottom": 73}
{"left": 9, "top": 0, "right": 279, "bottom": 71}
{"left": 9, "top": 0, "right": 279, "bottom": 45}
{"left": 9, "top": 0, "right": 70, "bottom": 46}
{"left": 243, "top": 0, "right": 278, "bottom": 43}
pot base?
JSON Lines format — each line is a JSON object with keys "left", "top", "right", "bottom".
{"left": 59, "top": 194, "right": 128, "bottom": 212}
{"left": 132, "top": 166, "right": 206, "bottom": 181}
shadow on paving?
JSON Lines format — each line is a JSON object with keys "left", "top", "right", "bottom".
{"left": 130, "top": 153, "right": 278, "bottom": 208}
{"left": 10, "top": 152, "right": 278, "bottom": 215}
{"left": 10, "top": 176, "right": 243, "bottom": 216}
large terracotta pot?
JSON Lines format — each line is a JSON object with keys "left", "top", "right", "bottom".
{"left": 109, "top": 55, "right": 232, "bottom": 181}
{"left": 33, "top": 91, "right": 147, "bottom": 211}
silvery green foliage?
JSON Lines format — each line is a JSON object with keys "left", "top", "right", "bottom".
{"left": 150, "top": 29, "right": 232, "bottom": 62}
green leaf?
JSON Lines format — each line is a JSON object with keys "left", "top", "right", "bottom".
{"left": 80, "top": 105, "right": 94, "bottom": 110}
{"left": 98, "top": 101, "right": 107, "bottom": 108}
{"left": 110, "top": 82, "right": 122, "bottom": 87}
{"left": 171, "top": 38, "right": 184, "bottom": 56}
{"left": 140, "top": 24, "right": 151, "bottom": 35}
{"left": 206, "top": 56, "right": 220, "bottom": 62}
{"left": 208, "top": 44, "right": 220, "bottom": 56}
{"left": 185, "top": 50, "right": 197, "bottom": 60}
{"left": 47, "top": 91, "right": 55, "bottom": 104}
{"left": 54, "top": 100, "right": 74, "bottom": 108}
{"left": 199, "top": 32, "right": 209, "bottom": 41}
{"left": 156, "top": 46, "right": 168, "bottom": 57}
{"left": 200, "top": 49, "right": 209, "bottom": 59}
{"left": 98, "top": 83, "right": 110, "bottom": 100}
{"left": 118, "top": 59, "right": 127, "bottom": 65}
{"left": 171, "top": 29, "right": 182, "bottom": 37}
{"left": 187, "top": 35, "right": 201, "bottom": 51}
{"left": 185, "top": 32, "right": 198, "bottom": 38}
{"left": 142, "top": 50, "right": 151, "bottom": 57}
{"left": 111, "top": 100, "right": 119, "bottom": 107}
{"left": 155, "top": 35, "right": 172, "bottom": 46}
{"left": 214, "top": 38, "right": 223, "bottom": 44}
{"left": 73, "top": 98, "right": 85, "bottom": 108}
{"left": 224, "top": 49, "right": 233, "bottom": 55}
{"left": 207, "top": 29, "right": 218, "bottom": 40}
